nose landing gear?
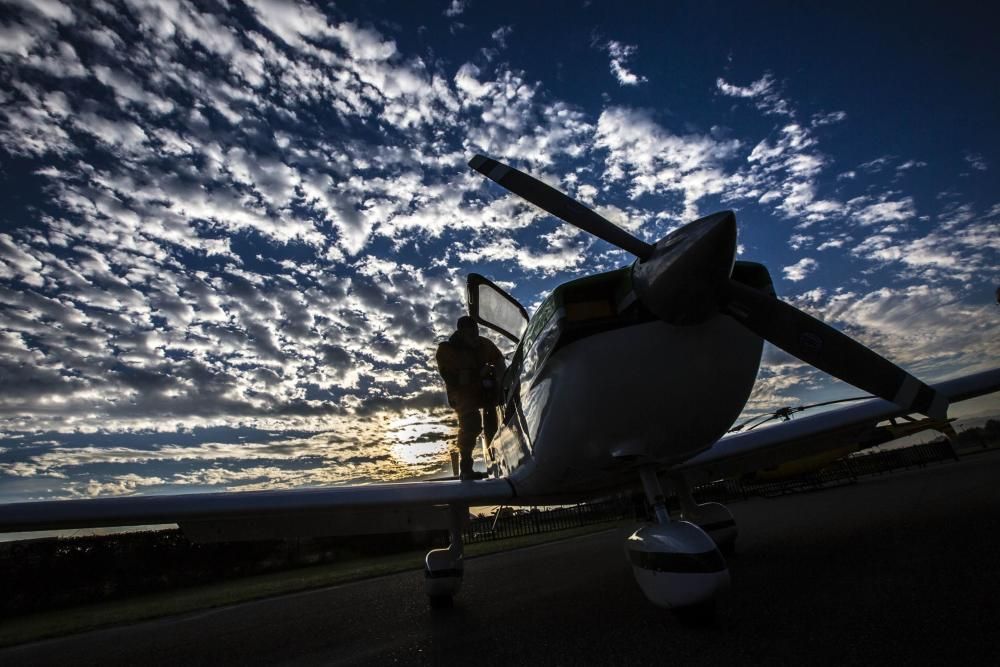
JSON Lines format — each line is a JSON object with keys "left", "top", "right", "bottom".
{"left": 625, "top": 468, "right": 730, "bottom": 616}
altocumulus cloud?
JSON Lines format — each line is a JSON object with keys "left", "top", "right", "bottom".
{"left": 0, "top": 1, "right": 996, "bottom": 500}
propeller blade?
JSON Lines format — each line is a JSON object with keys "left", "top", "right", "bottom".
{"left": 467, "top": 154, "right": 945, "bottom": 419}
{"left": 468, "top": 155, "right": 654, "bottom": 260}
{"left": 723, "top": 279, "right": 948, "bottom": 419}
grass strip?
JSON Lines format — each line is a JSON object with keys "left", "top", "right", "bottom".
{"left": 0, "top": 519, "right": 632, "bottom": 648}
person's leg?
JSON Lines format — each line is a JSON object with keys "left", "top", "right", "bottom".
{"left": 482, "top": 406, "right": 498, "bottom": 444}
{"left": 456, "top": 409, "right": 483, "bottom": 477}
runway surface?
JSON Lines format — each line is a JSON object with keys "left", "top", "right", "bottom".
{"left": 4, "top": 451, "right": 1000, "bottom": 665}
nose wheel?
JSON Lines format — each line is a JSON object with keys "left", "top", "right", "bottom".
{"left": 625, "top": 467, "right": 730, "bottom": 616}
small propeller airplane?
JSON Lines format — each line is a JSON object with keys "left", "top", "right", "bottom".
{"left": 1, "top": 155, "right": 998, "bottom": 615}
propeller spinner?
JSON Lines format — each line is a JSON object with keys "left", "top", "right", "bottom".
{"left": 468, "top": 154, "right": 948, "bottom": 420}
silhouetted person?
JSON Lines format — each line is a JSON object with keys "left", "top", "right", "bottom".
{"left": 436, "top": 316, "right": 505, "bottom": 480}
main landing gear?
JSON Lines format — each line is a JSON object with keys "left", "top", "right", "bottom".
{"left": 425, "top": 504, "right": 466, "bottom": 609}
{"left": 625, "top": 468, "right": 732, "bottom": 617}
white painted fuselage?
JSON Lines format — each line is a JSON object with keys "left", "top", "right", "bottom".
{"left": 484, "top": 314, "right": 763, "bottom": 498}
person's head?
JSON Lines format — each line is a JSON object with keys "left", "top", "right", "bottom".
{"left": 456, "top": 316, "right": 479, "bottom": 345}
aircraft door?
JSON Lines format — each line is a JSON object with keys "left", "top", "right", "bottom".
{"left": 467, "top": 274, "right": 529, "bottom": 342}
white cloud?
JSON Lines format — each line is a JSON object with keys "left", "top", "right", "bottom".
{"left": 605, "top": 41, "right": 647, "bottom": 86}
{"left": 782, "top": 257, "right": 818, "bottom": 282}
{"left": 454, "top": 62, "right": 488, "bottom": 99}
{"left": 0, "top": 234, "right": 45, "bottom": 287}
{"left": 457, "top": 224, "right": 589, "bottom": 275}
{"left": 716, "top": 74, "right": 773, "bottom": 98}
{"left": 594, "top": 107, "right": 740, "bottom": 219}
{"left": 850, "top": 204, "right": 997, "bottom": 283}
{"left": 491, "top": 25, "right": 512, "bottom": 48}
{"left": 12, "top": 0, "right": 74, "bottom": 24}
{"left": 716, "top": 73, "right": 790, "bottom": 116}
{"left": 788, "top": 233, "right": 813, "bottom": 250}
{"left": 329, "top": 21, "right": 397, "bottom": 61}
{"left": 444, "top": 0, "right": 467, "bottom": 17}
{"left": 0, "top": 22, "right": 40, "bottom": 56}
{"left": 73, "top": 113, "right": 150, "bottom": 151}
{"left": 850, "top": 196, "right": 916, "bottom": 225}
{"left": 964, "top": 152, "right": 988, "bottom": 171}
{"left": 858, "top": 156, "right": 891, "bottom": 173}
{"left": 93, "top": 65, "right": 175, "bottom": 114}
{"left": 243, "top": 0, "right": 333, "bottom": 48}
{"left": 797, "top": 285, "right": 1000, "bottom": 377}
{"left": 724, "top": 106, "right": 844, "bottom": 224}
{"left": 817, "top": 237, "right": 848, "bottom": 251}
{"left": 76, "top": 474, "right": 167, "bottom": 498}
{"left": 810, "top": 110, "right": 847, "bottom": 126}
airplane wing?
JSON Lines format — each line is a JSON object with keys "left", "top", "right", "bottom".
{"left": 2, "top": 369, "right": 996, "bottom": 537}
{"left": 672, "top": 368, "right": 1000, "bottom": 486}
{"left": 0, "top": 477, "right": 515, "bottom": 538}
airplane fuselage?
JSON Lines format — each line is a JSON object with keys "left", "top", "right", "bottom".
{"left": 478, "top": 266, "right": 765, "bottom": 498}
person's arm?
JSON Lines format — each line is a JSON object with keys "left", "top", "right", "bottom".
{"left": 435, "top": 344, "right": 460, "bottom": 387}
{"left": 485, "top": 340, "right": 506, "bottom": 377}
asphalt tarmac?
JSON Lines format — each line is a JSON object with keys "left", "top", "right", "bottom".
{"left": 4, "top": 450, "right": 1000, "bottom": 666}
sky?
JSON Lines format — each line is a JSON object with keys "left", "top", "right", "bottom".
{"left": 0, "top": 0, "right": 997, "bottom": 503}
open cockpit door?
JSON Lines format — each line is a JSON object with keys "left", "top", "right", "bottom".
{"left": 467, "top": 273, "right": 529, "bottom": 342}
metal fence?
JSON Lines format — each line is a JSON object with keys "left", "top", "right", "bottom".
{"left": 470, "top": 440, "right": 961, "bottom": 540}
{"left": 463, "top": 497, "right": 636, "bottom": 544}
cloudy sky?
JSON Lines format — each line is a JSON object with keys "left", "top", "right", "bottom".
{"left": 0, "top": 1, "right": 997, "bottom": 502}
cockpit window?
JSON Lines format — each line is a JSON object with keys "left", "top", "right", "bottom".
{"left": 521, "top": 293, "right": 558, "bottom": 351}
